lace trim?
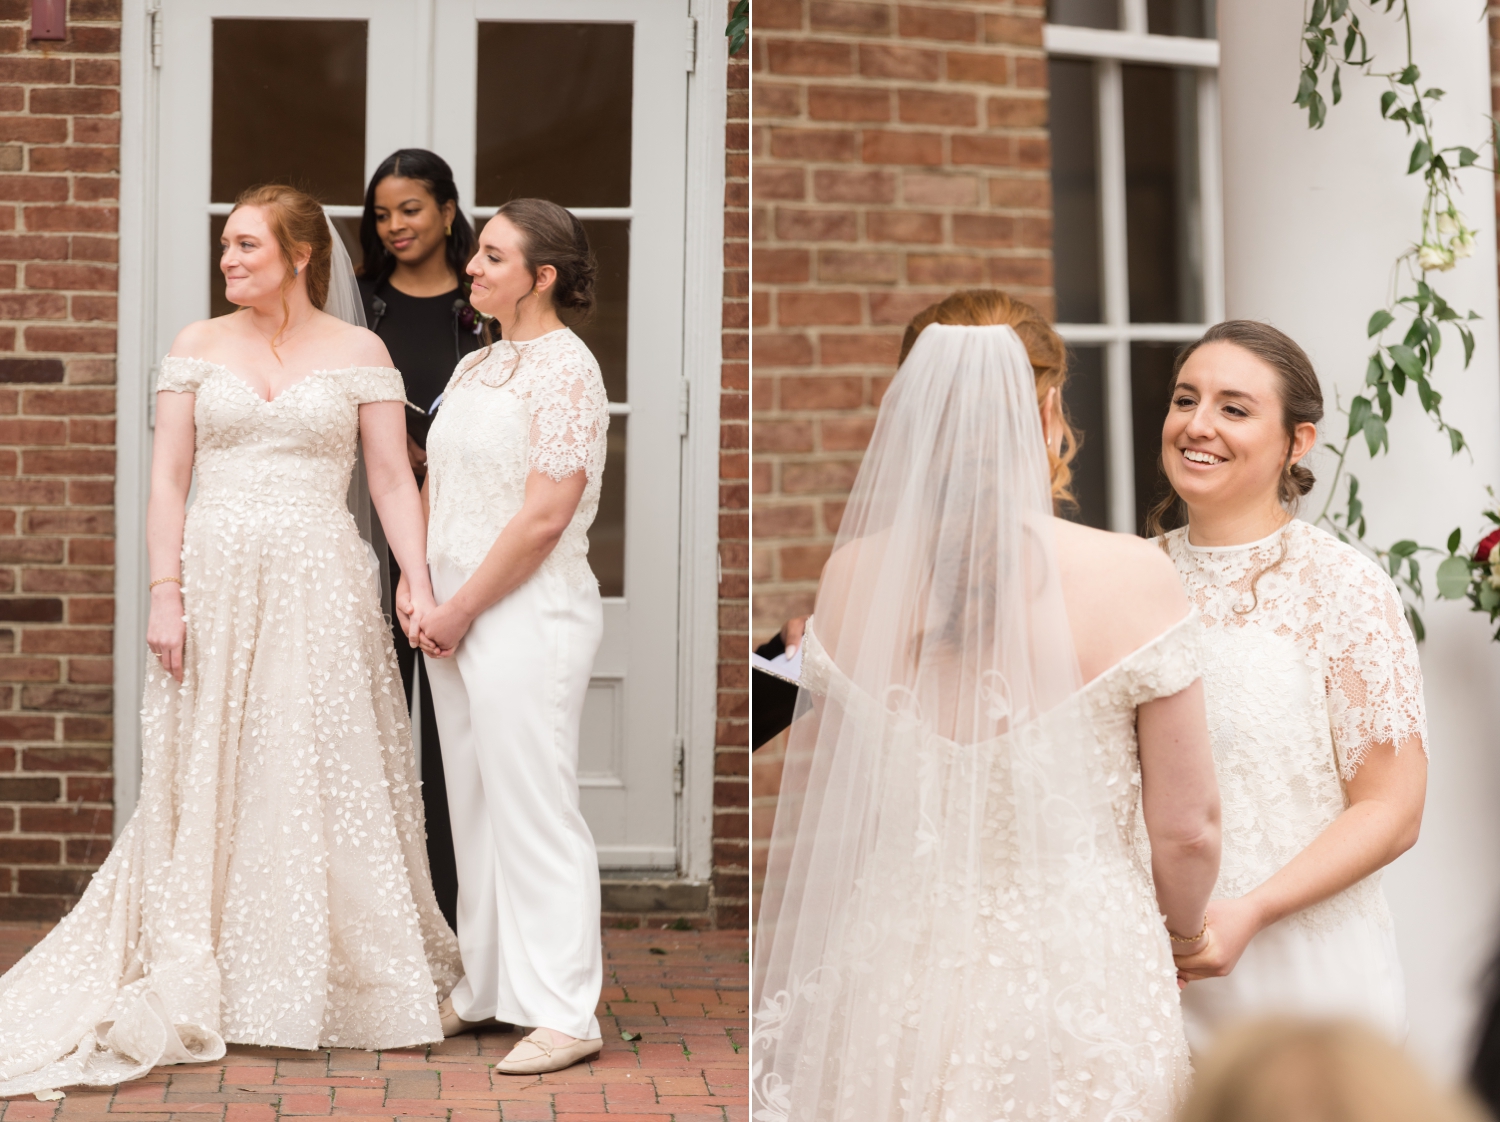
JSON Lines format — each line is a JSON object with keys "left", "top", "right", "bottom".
{"left": 156, "top": 358, "right": 413, "bottom": 409}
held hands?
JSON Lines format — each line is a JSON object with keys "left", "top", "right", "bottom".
{"left": 394, "top": 570, "right": 471, "bottom": 659}
{"left": 1172, "top": 896, "right": 1263, "bottom": 986}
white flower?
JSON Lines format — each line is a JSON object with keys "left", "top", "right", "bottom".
{"left": 1417, "top": 242, "right": 1454, "bottom": 271}
{"left": 1452, "top": 230, "right": 1475, "bottom": 261}
{"left": 1436, "top": 212, "right": 1459, "bottom": 237}
{"left": 1489, "top": 543, "right": 1500, "bottom": 566}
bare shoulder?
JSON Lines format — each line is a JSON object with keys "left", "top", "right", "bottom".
{"left": 167, "top": 315, "right": 235, "bottom": 358}
{"left": 316, "top": 314, "right": 393, "bottom": 369}
{"left": 1053, "top": 519, "right": 1190, "bottom": 660}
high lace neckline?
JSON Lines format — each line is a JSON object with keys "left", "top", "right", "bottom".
{"left": 500, "top": 326, "right": 570, "bottom": 348}
{"left": 1180, "top": 520, "right": 1294, "bottom": 554}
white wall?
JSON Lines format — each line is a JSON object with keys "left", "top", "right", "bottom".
{"left": 1220, "top": 0, "right": 1500, "bottom": 1080}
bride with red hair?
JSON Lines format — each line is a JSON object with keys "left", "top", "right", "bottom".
{"left": 0, "top": 184, "right": 459, "bottom": 1096}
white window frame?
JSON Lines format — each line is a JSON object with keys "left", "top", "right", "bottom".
{"left": 1045, "top": 1, "right": 1224, "bottom": 534}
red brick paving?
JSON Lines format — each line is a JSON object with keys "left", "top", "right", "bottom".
{"left": 0, "top": 925, "right": 747, "bottom": 1121}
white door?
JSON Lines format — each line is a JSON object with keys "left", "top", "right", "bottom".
{"left": 432, "top": 0, "right": 689, "bottom": 870}
{"left": 147, "top": 0, "right": 687, "bottom": 870}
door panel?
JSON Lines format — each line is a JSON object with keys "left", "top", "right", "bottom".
{"left": 435, "top": 0, "right": 687, "bottom": 869}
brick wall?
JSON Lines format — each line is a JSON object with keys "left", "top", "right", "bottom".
{"left": 0, "top": 0, "right": 121, "bottom": 921}
{"left": 750, "top": 0, "right": 1055, "bottom": 904}
{"left": 713, "top": 36, "right": 750, "bottom": 928}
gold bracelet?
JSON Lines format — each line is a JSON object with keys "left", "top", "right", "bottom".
{"left": 149, "top": 576, "right": 182, "bottom": 590}
{"left": 1168, "top": 917, "right": 1208, "bottom": 944}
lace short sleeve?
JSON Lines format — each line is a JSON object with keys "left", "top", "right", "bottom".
{"left": 526, "top": 361, "right": 609, "bottom": 483}
{"left": 342, "top": 366, "right": 411, "bottom": 406}
{"left": 1324, "top": 560, "right": 1428, "bottom": 778}
{"left": 156, "top": 356, "right": 215, "bottom": 394}
{"left": 1120, "top": 610, "right": 1203, "bottom": 707}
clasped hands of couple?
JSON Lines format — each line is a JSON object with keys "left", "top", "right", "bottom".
{"left": 1170, "top": 895, "right": 1262, "bottom": 990}
{"left": 394, "top": 574, "right": 467, "bottom": 659}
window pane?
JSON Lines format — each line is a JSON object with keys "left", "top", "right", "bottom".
{"left": 572, "top": 220, "right": 629, "bottom": 403}
{"left": 590, "top": 414, "right": 626, "bottom": 598}
{"left": 1123, "top": 65, "right": 1203, "bottom": 324}
{"left": 475, "top": 22, "right": 633, "bottom": 208}
{"left": 1049, "top": 59, "right": 1102, "bottom": 324}
{"left": 1131, "top": 341, "right": 1181, "bottom": 534}
{"left": 1062, "top": 344, "right": 1108, "bottom": 529}
{"left": 211, "top": 19, "right": 367, "bottom": 205}
{"left": 1046, "top": 0, "right": 1118, "bottom": 29}
{"left": 1147, "top": 0, "right": 1216, "bottom": 38}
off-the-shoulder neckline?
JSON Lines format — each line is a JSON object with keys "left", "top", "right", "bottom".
{"left": 162, "top": 356, "right": 398, "bottom": 405}
{"left": 805, "top": 606, "right": 1199, "bottom": 707}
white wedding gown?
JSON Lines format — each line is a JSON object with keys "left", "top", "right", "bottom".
{"left": 0, "top": 357, "right": 461, "bottom": 1097}
{"left": 754, "top": 612, "right": 1204, "bottom": 1121}
{"left": 1159, "top": 520, "right": 1427, "bottom": 1052}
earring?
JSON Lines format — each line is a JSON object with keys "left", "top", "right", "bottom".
{"left": 445, "top": 224, "right": 452, "bottom": 237}
{"left": 293, "top": 265, "right": 299, "bottom": 277}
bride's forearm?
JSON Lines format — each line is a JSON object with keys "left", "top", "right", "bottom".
{"left": 371, "top": 481, "right": 434, "bottom": 599}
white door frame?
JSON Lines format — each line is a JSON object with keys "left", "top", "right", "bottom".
{"left": 114, "top": 0, "right": 725, "bottom": 881}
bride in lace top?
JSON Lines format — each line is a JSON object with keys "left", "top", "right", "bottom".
{"left": 0, "top": 186, "right": 459, "bottom": 1098}
{"left": 754, "top": 291, "right": 1222, "bottom": 1122}
{"left": 1151, "top": 321, "right": 1428, "bottom": 1052}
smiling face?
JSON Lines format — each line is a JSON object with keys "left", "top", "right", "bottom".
{"left": 220, "top": 205, "right": 302, "bottom": 310}
{"left": 372, "top": 175, "right": 454, "bottom": 270}
{"left": 1160, "top": 341, "right": 1317, "bottom": 520}
{"left": 466, "top": 214, "right": 555, "bottom": 322}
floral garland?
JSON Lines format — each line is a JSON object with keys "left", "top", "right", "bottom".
{"left": 1294, "top": 0, "right": 1495, "bottom": 640}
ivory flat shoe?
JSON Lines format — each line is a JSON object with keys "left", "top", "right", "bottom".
{"left": 438, "top": 996, "right": 495, "bottom": 1038}
{"left": 495, "top": 1029, "right": 603, "bottom": 1075}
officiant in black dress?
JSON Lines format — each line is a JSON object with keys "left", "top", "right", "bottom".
{"left": 357, "top": 148, "right": 488, "bottom": 928}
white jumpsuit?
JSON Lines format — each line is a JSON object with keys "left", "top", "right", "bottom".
{"left": 422, "top": 328, "right": 610, "bottom": 1040}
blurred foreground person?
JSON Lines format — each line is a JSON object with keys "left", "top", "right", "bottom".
{"left": 752, "top": 291, "right": 1222, "bottom": 1121}
{"left": 1179, "top": 1018, "right": 1489, "bottom": 1122}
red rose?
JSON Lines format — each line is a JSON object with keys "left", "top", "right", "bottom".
{"left": 1475, "top": 528, "right": 1500, "bottom": 563}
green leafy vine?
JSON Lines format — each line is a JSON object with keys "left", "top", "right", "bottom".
{"left": 728, "top": 0, "right": 748, "bottom": 57}
{"left": 1294, "top": 0, "right": 1494, "bottom": 639}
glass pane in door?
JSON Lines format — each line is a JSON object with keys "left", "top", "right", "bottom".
{"left": 476, "top": 22, "right": 634, "bottom": 596}
{"left": 209, "top": 18, "right": 367, "bottom": 318}
{"left": 211, "top": 20, "right": 367, "bottom": 203}
{"left": 474, "top": 22, "right": 633, "bottom": 208}
{"left": 574, "top": 219, "right": 629, "bottom": 404}
{"left": 592, "top": 416, "right": 626, "bottom": 598}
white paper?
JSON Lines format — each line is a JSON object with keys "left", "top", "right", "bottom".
{"left": 751, "top": 646, "right": 802, "bottom": 685}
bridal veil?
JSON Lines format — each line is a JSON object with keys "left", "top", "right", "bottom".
{"left": 752, "top": 324, "right": 1160, "bottom": 1120}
